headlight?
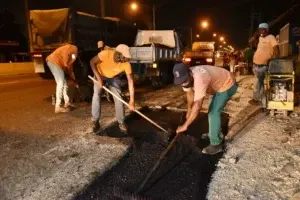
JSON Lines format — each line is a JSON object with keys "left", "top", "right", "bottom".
{"left": 183, "top": 57, "right": 191, "bottom": 62}
{"left": 206, "top": 58, "right": 213, "bottom": 62}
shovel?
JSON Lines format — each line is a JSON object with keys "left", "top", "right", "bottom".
{"left": 88, "top": 76, "right": 170, "bottom": 136}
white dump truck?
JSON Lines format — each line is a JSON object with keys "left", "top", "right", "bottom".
{"left": 129, "top": 30, "right": 182, "bottom": 86}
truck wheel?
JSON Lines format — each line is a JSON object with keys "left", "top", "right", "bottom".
{"left": 38, "top": 63, "right": 54, "bottom": 79}
{"left": 38, "top": 72, "right": 53, "bottom": 79}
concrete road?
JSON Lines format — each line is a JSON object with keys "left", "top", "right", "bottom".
{"left": 0, "top": 74, "right": 132, "bottom": 200}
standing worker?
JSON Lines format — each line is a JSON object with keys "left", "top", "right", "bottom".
{"left": 173, "top": 63, "right": 238, "bottom": 155}
{"left": 46, "top": 44, "right": 78, "bottom": 113}
{"left": 90, "top": 44, "right": 135, "bottom": 134}
{"left": 249, "top": 23, "right": 279, "bottom": 106}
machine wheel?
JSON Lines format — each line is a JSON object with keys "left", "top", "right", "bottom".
{"left": 270, "top": 109, "right": 275, "bottom": 116}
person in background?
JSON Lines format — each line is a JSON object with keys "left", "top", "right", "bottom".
{"left": 249, "top": 23, "right": 279, "bottom": 106}
{"left": 90, "top": 44, "right": 135, "bottom": 134}
{"left": 229, "top": 53, "right": 236, "bottom": 73}
{"left": 97, "top": 41, "right": 111, "bottom": 52}
{"left": 46, "top": 44, "right": 78, "bottom": 113}
{"left": 174, "top": 63, "right": 238, "bottom": 154}
{"left": 223, "top": 53, "right": 230, "bottom": 71}
{"left": 244, "top": 45, "right": 254, "bottom": 74}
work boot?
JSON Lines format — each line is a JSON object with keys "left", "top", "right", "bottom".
{"left": 201, "top": 133, "right": 209, "bottom": 139}
{"left": 92, "top": 121, "right": 101, "bottom": 134}
{"left": 202, "top": 143, "right": 223, "bottom": 155}
{"left": 55, "top": 107, "right": 70, "bottom": 113}
{"left": 119, "top": 123, "right": 128, "bottom": 134}
{"left": 248, "top": 99, "right": 261, "bottom": 105}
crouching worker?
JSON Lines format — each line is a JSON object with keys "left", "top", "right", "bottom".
{"left": 174, "top": 63, "right": 238, "bottom": 155}
{"left": 46, "top": 44, "right": 78, "bottom": 113}
{"left": 90, "top": 44, "right": 135, "bottom": 134}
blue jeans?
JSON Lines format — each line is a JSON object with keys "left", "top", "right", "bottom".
{"left": 91, "top": 76, "right": 125, "bottom": 124}
{"left": 253, "top": 64, "right": 267, "bottom": 103}
{"left": 209, "top": 83, "right": 238, "bottom": 145}
{"left": 47, "top": 61, "right": 69, "bottom": 107}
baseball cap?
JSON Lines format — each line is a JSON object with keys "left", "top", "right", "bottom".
{"left": 97, "top": 41, "right": 104, "bottom": 48}
{"left": 173, "top": 63, "right": 189, "bottom": 85}
{"left": 116, "top": 44, "right": 131, "bottom": 58}
{"left": 258, "top": 23, "right": 269, "bottom": 29}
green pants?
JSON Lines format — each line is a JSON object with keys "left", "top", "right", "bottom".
{"left": 208, "top": 83, "right": 238, "bottom": 145}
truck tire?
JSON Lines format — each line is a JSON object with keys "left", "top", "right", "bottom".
{"left": 38, "top": 62, "right": 54, "bottom": 79}
{"left": 159, "top": 62, "right": 174, "bottom": 85}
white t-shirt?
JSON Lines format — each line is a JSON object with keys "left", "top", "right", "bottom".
{"left": 253, "top": 34, "right": 278, "bottom": 65}
{"left": 182, "top": 65, "right": 235, "bottom": 101}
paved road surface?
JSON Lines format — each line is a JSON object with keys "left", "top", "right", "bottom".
{"left": 0, "top": 74, "right": 132, "bottom": 200}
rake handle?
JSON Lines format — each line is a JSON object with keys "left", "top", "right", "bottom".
{"left": 137, "top": 133, "right": 181, "bottom": 193}
{"left": 88, "top": 75, "right": 169, "bottom": 134}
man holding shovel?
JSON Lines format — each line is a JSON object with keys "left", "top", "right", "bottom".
{"left": 174, "top": 63, "right": 238, "bottom": 155}
{"left": 46, "top": 44, "right": 78, "bottom": 113}
{"left": 89, "top": 44, "right": 135, "bottom": 134}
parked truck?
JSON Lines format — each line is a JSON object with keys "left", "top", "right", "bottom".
{"left": 129, "top": 30, "right": 182, "bottom": 86}
{"left": 28, "top": 8, "right": 137, "bottom": 83}
{"left": 182, "top": 41, "right": 215, "bottom": 67}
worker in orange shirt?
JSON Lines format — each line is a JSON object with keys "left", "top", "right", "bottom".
{"left": 46, "top": 44, "right": 78, "bottom": 113}
{"left": 89, "top": 44, "right": 135, "bottom": 134}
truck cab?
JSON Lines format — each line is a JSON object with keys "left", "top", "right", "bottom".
{"left": 182, "top": 41, "right": 215, "bottom": 66}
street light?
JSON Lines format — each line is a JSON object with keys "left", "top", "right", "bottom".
{"left": 223, "top": 41, "right": 226, "bottom": 44}
{"left": 201, "top": 20, "right": 209, "bottom": 29}
{"left": 130, "top": 2, "right": 138, "bottom": 10}
{"left": 220, "top": 36, "right": 225, "bottom": 42}
{"left": 196, "top": 34, "right": 200, "bottom": 38}
{"left": 213, "top": 33, "right": 217, "bottom": 37}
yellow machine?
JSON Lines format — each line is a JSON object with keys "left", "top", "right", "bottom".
{"left": 266, "top": 59, "right": 295, "bottom": 117}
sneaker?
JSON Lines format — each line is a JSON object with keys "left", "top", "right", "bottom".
{"left": 92, "top": 121, "right": 101, "bottom": 134}
{"left": 55, "top": 107, "right": 70, "bottom": 113}
{"left": 202, "top": 143, "right": 223, "bottom": 155}
{"left": 119, "top": 123, "right": 128, "bottom": 134}
{"left": 248, "top": 99, "right": 261, "bottom": 105}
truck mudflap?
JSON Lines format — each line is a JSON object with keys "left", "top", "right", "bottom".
{"left": 33, "top": 58, "right": 45, "bottom": 73}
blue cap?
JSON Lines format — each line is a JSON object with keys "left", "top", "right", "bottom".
{"left": 173, "top": 63, "right": 189, "bottom": 85}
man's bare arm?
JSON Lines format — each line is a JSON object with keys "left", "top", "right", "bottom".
{"left": 126, "top": 73, "right": 135, "bottom": 110}
{"left": 90, "top": 55, "right": 103, "bottom": 86}
{"left": 183, "top": 98, "right": 203, "bottom": 128}
{"left": 186, "top": 89, "right": 194, "bottom": 118}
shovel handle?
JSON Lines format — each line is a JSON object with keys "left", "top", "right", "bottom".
{"left": 88, "top": 76, "right": 169, "bottom": 134}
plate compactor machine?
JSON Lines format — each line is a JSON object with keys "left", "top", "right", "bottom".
{"left": 265, "top": 59, "right": 295, "bottom": 117}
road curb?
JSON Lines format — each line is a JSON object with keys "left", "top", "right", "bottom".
{"left": 225, "top": 106, "right": 264, "bottom": 140}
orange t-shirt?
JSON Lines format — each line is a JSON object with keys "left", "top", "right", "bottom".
{"left": 46, "top": 44, "right": 78, "bottom": 68}
{"left": 97, "top": 49, "right": 132, "bottom": 78}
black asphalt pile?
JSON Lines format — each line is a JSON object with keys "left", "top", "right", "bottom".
{"left": 74, "top": 109, "right": 229, "bottom": 200}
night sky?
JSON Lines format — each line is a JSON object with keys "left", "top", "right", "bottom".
{"left": 2, "top": 0, "right": 300, "bottom": 49}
